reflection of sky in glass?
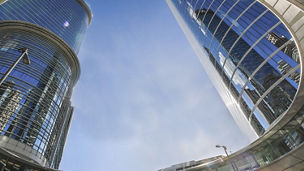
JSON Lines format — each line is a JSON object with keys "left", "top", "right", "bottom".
{"left": 176, "top": 0, "right": 301, "bottom": 135}
{"left": 253, "top": 109, "right": 268, "bottom": 129}
{"left": 0, "top": 0, "right": 89, "bottom": 53}
{"left": 0, "top": 25, "right": 74, "bottom": 166}
{"left": 219, "top": 52, "right": 247, "bottom": 88}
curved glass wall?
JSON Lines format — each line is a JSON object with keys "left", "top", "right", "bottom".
{"left": 0, "top": 0, "right": 90, "bottom": 53}
{"left": 171, "top": 0, "right": 300, "bottom": 136}
{"left": 0, "top": 27, "right": 73, "bottom": 168}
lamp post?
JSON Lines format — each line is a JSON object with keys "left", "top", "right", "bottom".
{"left": 216, "top": 145, "right": 229, "bottom": 157}
{"left": 0, "top": 48, "right": 30, "bottom": 86}
{"left": 216, "top": 145, "right": 238, "bottom": 171}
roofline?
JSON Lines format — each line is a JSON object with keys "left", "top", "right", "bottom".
{"left": 76, "top": 0, "right": 93, "bottom": 25}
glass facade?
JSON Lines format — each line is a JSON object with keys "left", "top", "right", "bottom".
{"left": 165, "top": 0, "right": 304, "bottom": 170}
{"left": 169, "top": 0, "right": 300, "bottom": 136}
{"left": 0, "top": 26, "right": 73, "bottom": 170}
{"left": 0, "top": 0, "right": 91, "bottom": 53}
{"left": 0, "top": 0, "right": 91, "bottom": 170}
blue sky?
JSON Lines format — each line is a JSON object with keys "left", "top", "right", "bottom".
{"left": 60, "top": 1, "right": 251, "bottom": 171}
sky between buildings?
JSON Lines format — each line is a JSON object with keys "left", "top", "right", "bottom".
{"left": 60, "top": 0, "right": 251, "bottom": 171}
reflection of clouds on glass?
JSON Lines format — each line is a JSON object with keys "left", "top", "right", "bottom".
{"left": 219, "top": 51, "right": 234, "bottom": 78}
{"left": 218, "top": 9, "right": 240, "bottom": 28}
{"left": 186, "top": 1, "right": 198, "bottom": 20}
{"left": 219, "top": 52, "right": 247, "bottom": 86}
{"left": 63, "top": 21, "right": 70, "bottom": 28}
{"left": 218, "top": 9, "right": 241, "bottom": 31}
{"left": 200, "top": 28, "right": 206, "bottom": 35}
{"left": 231, "top": 19, "right": 240, "bottom": 28}
{"left": 233, "top": 69, "right": 247, "bottom": 87}
{"left": 185, "top": 1, "right": 204, "bottom": 28}
{"left": 188, "top": 6, "right": 193, "bottom": 15}
{"left": 1, "top": 40, "right": 17, "bottom": 51}
{"left": 186, "top": 1, "right": 192, "bottom": 9}
{"left": 253, "top": 109, "right": 269, "bottom": 129}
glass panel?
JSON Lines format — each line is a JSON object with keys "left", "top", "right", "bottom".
{"left": 258, "top": 78, "right": 297, "bottom": 119}
{"left": 250, "top": 114, "right": 265, "bottom": 135}
{"left": 0, "top": 0, "right": 90, "bottom": 52}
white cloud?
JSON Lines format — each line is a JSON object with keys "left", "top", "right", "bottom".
{"left": 61, "top": 1, "right": 251, "bottom": 171}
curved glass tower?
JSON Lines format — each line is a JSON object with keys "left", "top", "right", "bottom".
{"left": 0, "top": 0, "right": 91, "bottom": 170}
{"left": 167, "top": 0, "right": 302, "bottom": 138}
{"left": 164, "top": 0, "right": 304, "bottom": 170}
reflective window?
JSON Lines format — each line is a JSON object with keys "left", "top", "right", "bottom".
{"left": 0, "top": 0, "right": 90, "bottom": 53}
{"left": 0, "top": 28, "right": 74, "bottom": 168}
{"left": 172, "top": 0, "right": 301, "bottom": 135}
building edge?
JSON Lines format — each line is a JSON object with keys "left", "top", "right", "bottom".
{"left": 166, "top": 0, "right": 259, "bottom": 142}
{"left": 77, "top": 0, "right": 93, "bottom": 25}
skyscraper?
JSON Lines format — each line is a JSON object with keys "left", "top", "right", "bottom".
{"left": 0, "top": 0, "right": 91, "bottom": 170}
{"left": 163, "top": 0, "right": 304, "bottom": 170}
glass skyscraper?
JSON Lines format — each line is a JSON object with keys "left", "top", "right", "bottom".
{"left": 0, "top": 0, "right": 91, "bottom": 170}
{"left": 163, "top": 0, "right": 304, "bottom": 170}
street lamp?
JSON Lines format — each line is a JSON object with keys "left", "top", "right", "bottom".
{"left": 0, "top": 48, "right": 30, "bottom": 86}
{"left": 215, "top": 145, "right": 229, "bottom": 157}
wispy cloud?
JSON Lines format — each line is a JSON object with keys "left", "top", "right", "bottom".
{"left": 61, "top": 1, "right": 250, "bottom": 171}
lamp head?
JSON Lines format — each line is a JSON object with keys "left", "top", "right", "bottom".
{"left": 22, "top": 52, "right": 30, "bottom": 65}
{"left": 18, "top": 48, "right": 30, "bottom": 65}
